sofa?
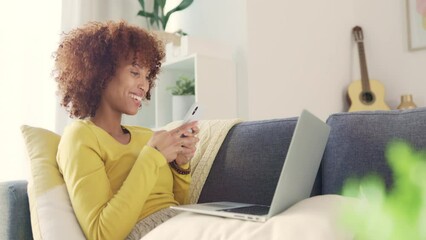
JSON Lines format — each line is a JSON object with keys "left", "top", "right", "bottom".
{"left": 1, "top": 107, "right": 426, "bottom": 239}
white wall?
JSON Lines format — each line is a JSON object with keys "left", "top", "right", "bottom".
{"left": 177, "top": 0, "right": 426, "bottom": 121}
{"left": 0, "top": 1, "right": 61, "bottom": 181}
{"left": 167, "top": 0, "right": 249, "bottom": 119}
{"left": 247, "top": 0, "right": 355, "bottom": 120}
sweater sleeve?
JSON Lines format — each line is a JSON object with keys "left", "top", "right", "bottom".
{"left": 170, "top": 163, "right": 192, "bottom": 204}
{"left": 57, "top": 123, "right": 166, "bottom": 240}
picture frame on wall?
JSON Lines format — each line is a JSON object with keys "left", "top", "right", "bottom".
{"left": 407, "top": 0, "right": 426, "bottom": 50}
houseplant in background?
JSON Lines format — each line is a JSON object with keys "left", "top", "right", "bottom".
{"left": 341, "top": 140, "right": 426, "bottom": 239}
{"left": 167, "top": 75, "right": 195, "bottom": 121}
{"left": 136, "top": 0, "right": 193, "bottom": 46}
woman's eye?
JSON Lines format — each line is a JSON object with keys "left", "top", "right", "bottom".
{"left": 130, "top": 71, "right": 140, "bottom": 77}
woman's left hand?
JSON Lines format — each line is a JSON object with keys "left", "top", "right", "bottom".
{"left": 175, "top": 124, "right": 200, "bottom": 165}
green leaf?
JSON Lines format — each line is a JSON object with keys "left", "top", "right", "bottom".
{"left": 136, "top": 0, "right": 193, "bottom": 31}
{"left": 340, "top": 141, "right": 426, "bottom": 239}
{"left": 158, "top": 0, "right": 167, "bottom": 9}
{"left": 138, "top": 0, "right": 146, "bottom": 10}
{"left": 165, "top": 0, "right": 193, "bottom": 17}
{"left": 152, "top": 0, "right": 162, "bottom": 28}
{"left": 164, "top": 0, "right": 194, "bottom": 29}
{"left": 174, "top": 0, "right": 194, "bottom": 11}
{"left": 153, "top": 0, "right": 160, "bottom": 16}
{"left": 137, "top": 10, "right": 156, "bottom": 19}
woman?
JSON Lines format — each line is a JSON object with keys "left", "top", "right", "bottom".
{"left": 54, "top": 20, "right": 199, "bottom": 240}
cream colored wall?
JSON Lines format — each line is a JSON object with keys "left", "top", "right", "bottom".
{"left": 161, "top": 0, "right": 426, "bottom": 121}
{"left": 247, "top": 0, "right": 426, "bottom": 120}
{"left": 247, "top": 0, "right": 355, "bottom": 120}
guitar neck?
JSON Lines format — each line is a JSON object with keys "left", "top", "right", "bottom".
{"left": 357, "top": 41, "right": 371, "bottom": 92}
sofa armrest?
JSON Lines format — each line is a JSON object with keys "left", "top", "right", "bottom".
{"left": 0, "top": 180, "right": 33, "bottom": 240}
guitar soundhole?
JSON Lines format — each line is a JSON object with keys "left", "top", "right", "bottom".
{"left": 360, "top": 92, "right": 375, "bottom": 105}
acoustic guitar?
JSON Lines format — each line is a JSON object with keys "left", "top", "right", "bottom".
{"left": 347, "top": 26, "right": 390, "bottom": 112}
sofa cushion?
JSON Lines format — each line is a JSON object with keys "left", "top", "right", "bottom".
{"left": 322, "top": 107, "right": 426, "bottom": 194}
{"left": 0, "top": 180, "right": 33, "bottom": 239}
{"left": 199, "top": 117, "right": 322, "bottom": 205}
{"left": 20, "top": 125, "right": 85, "bottom": 240}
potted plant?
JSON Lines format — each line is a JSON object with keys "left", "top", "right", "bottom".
{"left": 136, "top": 0, "right": 194, "bottom": 45}
{"left": 167, "top": 75, "right": 195, "bottom": 120}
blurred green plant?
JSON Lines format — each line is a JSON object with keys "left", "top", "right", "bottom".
{"left": 167, "top": 75, "right": 195, "bottom": 95}
{"left": 341, "top": 140, "right": 426, "bottom": 240}
{"left": 137, "top": 0, "right": 194, "bottom": 31}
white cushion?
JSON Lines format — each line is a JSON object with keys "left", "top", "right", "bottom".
{"left": 143, "top": 195, "right": 356, "bottom": 240}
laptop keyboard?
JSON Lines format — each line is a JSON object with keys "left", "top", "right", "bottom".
{"left": 219, "top": 205, "right": 270, "bottom": 215}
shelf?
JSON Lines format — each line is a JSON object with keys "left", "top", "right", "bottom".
{"left": 123, "top": 53, "right": 236, "bottom": 128}
{"left": 162, "top": 54, "right": 196, "bottom": 69}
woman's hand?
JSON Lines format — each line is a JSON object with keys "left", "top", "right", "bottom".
{"left": 175, "top": 124, "right": 200, "bottom": 165}
{"left": 147, "top": 121, "right": 199, "bottom": 163}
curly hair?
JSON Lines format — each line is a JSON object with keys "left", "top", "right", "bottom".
{"left": 54, "top": 20, "right": 165, "bottom": 119}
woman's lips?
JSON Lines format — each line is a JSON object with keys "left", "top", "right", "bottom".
{"left": 129, "top": 93, "right": 143, "bottom": 107}
{"left": 129, "top": 93, "right": 143, "bottom": 102}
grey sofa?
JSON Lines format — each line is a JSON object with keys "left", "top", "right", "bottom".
{"left": 2, "top": 107, "right": 426, "bottom": 239}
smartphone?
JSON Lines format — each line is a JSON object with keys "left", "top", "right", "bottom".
{"left": 182, "top": 102, "right": 201, "bottom": 124}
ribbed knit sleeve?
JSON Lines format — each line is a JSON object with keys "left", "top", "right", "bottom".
{"left": 57, "top": 122, "right": 167, "bottom": 240}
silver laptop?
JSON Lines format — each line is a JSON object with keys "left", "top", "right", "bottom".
{"left": 171, "top": 109, "right": 330, "bottom": 222}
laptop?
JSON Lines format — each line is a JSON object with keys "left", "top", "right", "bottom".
{"left": 170, "top": 109, "right": 331, "bottom": 222}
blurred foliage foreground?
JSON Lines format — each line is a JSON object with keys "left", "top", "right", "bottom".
{"left": 341, "top": 141, "right": 426, "bottom": 240}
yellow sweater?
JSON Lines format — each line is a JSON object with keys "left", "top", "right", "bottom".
{"left": 57, "top": 120, "right": 191, "bottom": 240}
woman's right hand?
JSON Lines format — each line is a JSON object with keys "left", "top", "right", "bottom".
{"left": 147, "top": 121, "right": 199, "bottom": 162}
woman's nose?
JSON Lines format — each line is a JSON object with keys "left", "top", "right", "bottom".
{"left": 138, "top": 78, "right": 149, "bottom": 92}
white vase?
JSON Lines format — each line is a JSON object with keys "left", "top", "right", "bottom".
{"left": 151, "top": 30, "right": 181, "bottom": 46}
{"left": 172, "top": 95, "right": 195, "bottom": 121}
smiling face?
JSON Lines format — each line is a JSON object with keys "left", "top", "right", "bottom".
{"left": 97, "top": 57, "right": 150, "bottom": 118}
